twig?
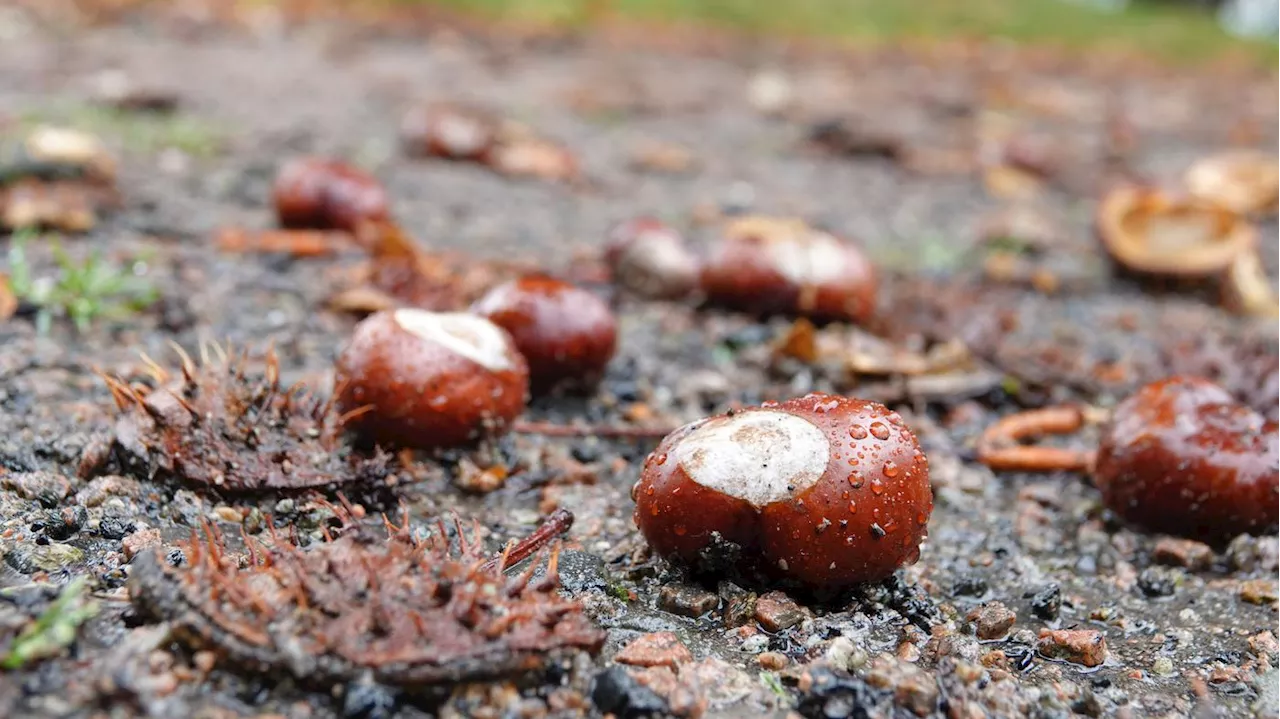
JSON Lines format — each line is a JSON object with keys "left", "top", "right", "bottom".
{"left": 484, "top": 508, "right": 574, "bottom": 573}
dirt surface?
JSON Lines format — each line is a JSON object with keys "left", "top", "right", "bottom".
{"left": 0, "top": 5, "right": 1277, "bottom": 718}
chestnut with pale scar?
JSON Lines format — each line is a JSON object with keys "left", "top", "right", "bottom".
{"left": 633, "top": 393, "right": 932, "bottom": 590}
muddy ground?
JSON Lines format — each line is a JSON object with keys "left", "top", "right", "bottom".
{"left": 0, "top": 5, "right": 1277, "bottom": 718}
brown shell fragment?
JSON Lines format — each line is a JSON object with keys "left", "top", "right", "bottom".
{"left": 83, "top": 344, "right": 390, "bottom": 491}
{"left": 1096, "top": 186, "right": 1256, "bottom": 278}
{"left": 128, "top": 518, "right": 605, "bottom": 689}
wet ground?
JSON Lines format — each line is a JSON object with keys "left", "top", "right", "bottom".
{"left": 0, "top": 4, "right": 1277, "bottom": 718}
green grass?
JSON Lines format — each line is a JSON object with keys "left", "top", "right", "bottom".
{"left": 18, "top": 104, "right": 224, "bottom": 158}
{"left": 1, "top": 578, "right": 98, "bottom": 670}
{"left": 7, "top": 231, "right": 160, "bottom": 334}
{"left": 400, "top": 0, "right": 1276, "bottom": 67}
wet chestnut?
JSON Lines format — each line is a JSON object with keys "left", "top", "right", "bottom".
{"left": 334, "top": 309, "right": 529, "bottom": 449}
{"left": 700, "top": 216, "right": 877, "bottom": 323}
{"left": 632, "top": 393, "right": 932, "bottom": 589}
{"left": 273, "top": 157, "right": 390, "bottom": 234}
{"left": 1095, "top": 376, "right": 1278, "bottom": 542}
{"left": 400, "top": 104, "right": 498, "bottom": 161}
{"left": 471, "top": 276, "right": 617, "bottom": 393}
{"left": 604, "top": 217, "right": 700, "bottom": 300}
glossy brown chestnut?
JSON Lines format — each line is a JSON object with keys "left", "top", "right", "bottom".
{"left": 334, "top": 309, "right": 529, "bottom": 449}
{"left": 700, "top": 216, "right": 877, "bottom": 323}
{"left": 632, "top": 392, "right": 932, "bottom": 589}
{"left": 471, "top": 276, "right": 617, "bottom": 393}
{"left": 1095, "top": 376, "right": 1278, "bottom": 542}
{"left": 605, "top": 217, "right": 700, "bottom": 300}
{"left": 273, "top": 157, "right": 390, "bottom": 234}
{"left": 400, "top": 104, "right": 498, "bottom": 161}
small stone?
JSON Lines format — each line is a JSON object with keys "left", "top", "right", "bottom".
{"left": 211, "top": 506, "right": 243, "bottom": 524}
{"left": 590, "top": 666, "right": 668, "bottom": 717}
{"left": 193, "top": 650, "right": 217, "bottom": 674}
{"left": 1036, "top": 629, "right": 1107, "bottom": 667}
{"left": 1249, "top": 630, "right": 1278, "bottom": 658}
{"left": 1137, "top": 567, "right": 1180, "bottom": 597}
{"left": 824, "top": 636, "right": 870, "bottom": 672}
{"left": 966, "top": 601, "right": 1016, "bottom": 640}
{"left": 757, "top": 651, "right": 788, "bottom": 670}
{"left": 755, "top": 591, "right": 806, "bottom": 632}
{"left": 740, "top": 634, "right": 769, "bottom": 654}
{"left": 3, "top": 472, "right": 73, "bottom": 507}
{"left": 615, "top": 632, "right": 693, "bottom": 668}
{"left": 658, "top": 584, "right": 720, "bottom": 618}
{"left": 122, "top": 528, "right": 162, "bottom": 561}
{"left": 1226, "top": 534, "right": 1279, "bottom": 573}
{"left": 1152, "top": 656, "right": 1175, "bottom": 676}
{"left": 1029, "top": 584, "right": 1061, "bottom": 620}
{"left": 865, "top": 655, "right": 937, "bottom": 716}
{"left": 719, "top": 583, "right": 756, "bottom": 628}
{"left": 41, "top": 506, "right": 87, "bottom": 540}
{"left": 951, "top": 574, "right": 989, "bottom": 597}
{"left": 1152, "top": 537, "right": 1214, "bottom": 571}
{"left": 1240, "top": 579, "right": 1279, "bottom": 605}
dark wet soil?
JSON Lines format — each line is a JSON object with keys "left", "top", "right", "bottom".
{"left": 0, "top": 4, "right": 1277, "bottom": 718}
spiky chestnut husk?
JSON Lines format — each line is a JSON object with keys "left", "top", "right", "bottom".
{"left": 81, "top": 343, "right": 390, "bottom": 492}
{"left": 127, "top": 511, "right": 605, "bottom": 689}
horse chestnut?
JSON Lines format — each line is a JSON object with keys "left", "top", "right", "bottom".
{"left": 334, "top": 309, "right": 529, "bottom": 449}
{"left": 1095, "top": 376, "right": 1278, "bottom": 542}
{"left": 632, "top": 393, "right": 931, "bottom": 589}
{"left": 700, "top": 216, "right": 877, "bottom": 323}
{"left": 400, "top": 104, "right": 498, "bottom": 161}
{"left": 471, "top": 276, "right": 617, "bottom": 393}
{"left": 273, "top": 157, "right": 390, "bottom": 234}
{"left": 605, "top": 217, "right": 700, "bottom": 300}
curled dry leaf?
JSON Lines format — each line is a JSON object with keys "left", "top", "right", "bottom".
{"left": 129, "top": 511, "right": 604, "bottom": 688}
{"left": 975, "top": 405, "right": 1099, "bottom": 474}
{"left": 1096, "top": 186, "right": 1256, "bottom": 278}
{"left": 774, "top": 319, "right": 972, "bottom": 377}
{"left": 0, "top": 179, "right": 115, "bottom": 232}
{"left": 1184, "top": 150, "right": 1278, "bottom": 216}
{"left": 1222, "top": 251, "right": 1279, "bottom": 319}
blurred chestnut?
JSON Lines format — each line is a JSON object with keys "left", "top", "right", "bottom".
{"left": 334, "top": 309, "right": 529, "bottom": 449}
{"left": 400, "top": 104, "right": 498, "bottom": 161}
{"left": 471, "top": 276, "right": 617, "bottom": 393}
{"left": 632, "top": 392, "right": 931, "bottom": 590}
{"left": 1095, "top": 376, "right": 1278, "bottom": 542}
{"left": 605, "top": 217, "right": 700, "bottom": 300}
{"left": 700, "top": 216, "right": 877, "bottom": 323}
{"left": 273, "top": 157, "right": 390, "bottom": 234}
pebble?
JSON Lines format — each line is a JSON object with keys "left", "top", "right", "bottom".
{"left": 614, "top": 632, "right": 693, "bottom": 668}
{"left": 1152, "top": 537, "right": 1215, "bottom": 571}
{"left": 590, "top": 666, "right": 668, "bottom": 718}
{"left": 121, "top": 528, "right": 162, "bottom": 561}
{"left": 1029, "top": 584, "right": 1061, "bottom": 620}
{"left": 966, "top": 601, "right": 1017, "bottom": 640}
{"left": 754, "top": 590, "right": 806, "bottom": 632}
{"left": 1036, "top": 629, "right": 1107, "bottom": 667}
{"left": 757, "top": 651, "right": 788, "bottom": 670}
{"left": 1239, "top": 579, "right": 1279, "bottom": 605}
{"left": 657, "top": 584, "right": 720, "bottom": 618}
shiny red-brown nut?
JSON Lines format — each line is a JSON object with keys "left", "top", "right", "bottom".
{"left": 1095, "top": 376, "right": 1278, "bottom": 542}
{"left": 605, "top": 217, "right": 700, "bottom": 300}
{"left": 633, "top": 393, "right": 932, "bottom": 589}
{"left": 400, "top": 104, "right": 498, "bottom": 161}
{"left": 272, "top": 157, "right": 390, "bottom": 234}
{"left": 471, "top": 276, "right": 617, "bottom": 393}
{"left": 700, "top": 216, "right": 877, "bottom": 323}
{"left": 334, "top": 309, "right": 529, "bottom": 449}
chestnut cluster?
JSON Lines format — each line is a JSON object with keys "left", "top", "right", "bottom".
{"left": 335, "top": 275, "right": 617, "bottom": 450}
{"left": 604, "top": 214, "right": 878, "bottom": 323}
